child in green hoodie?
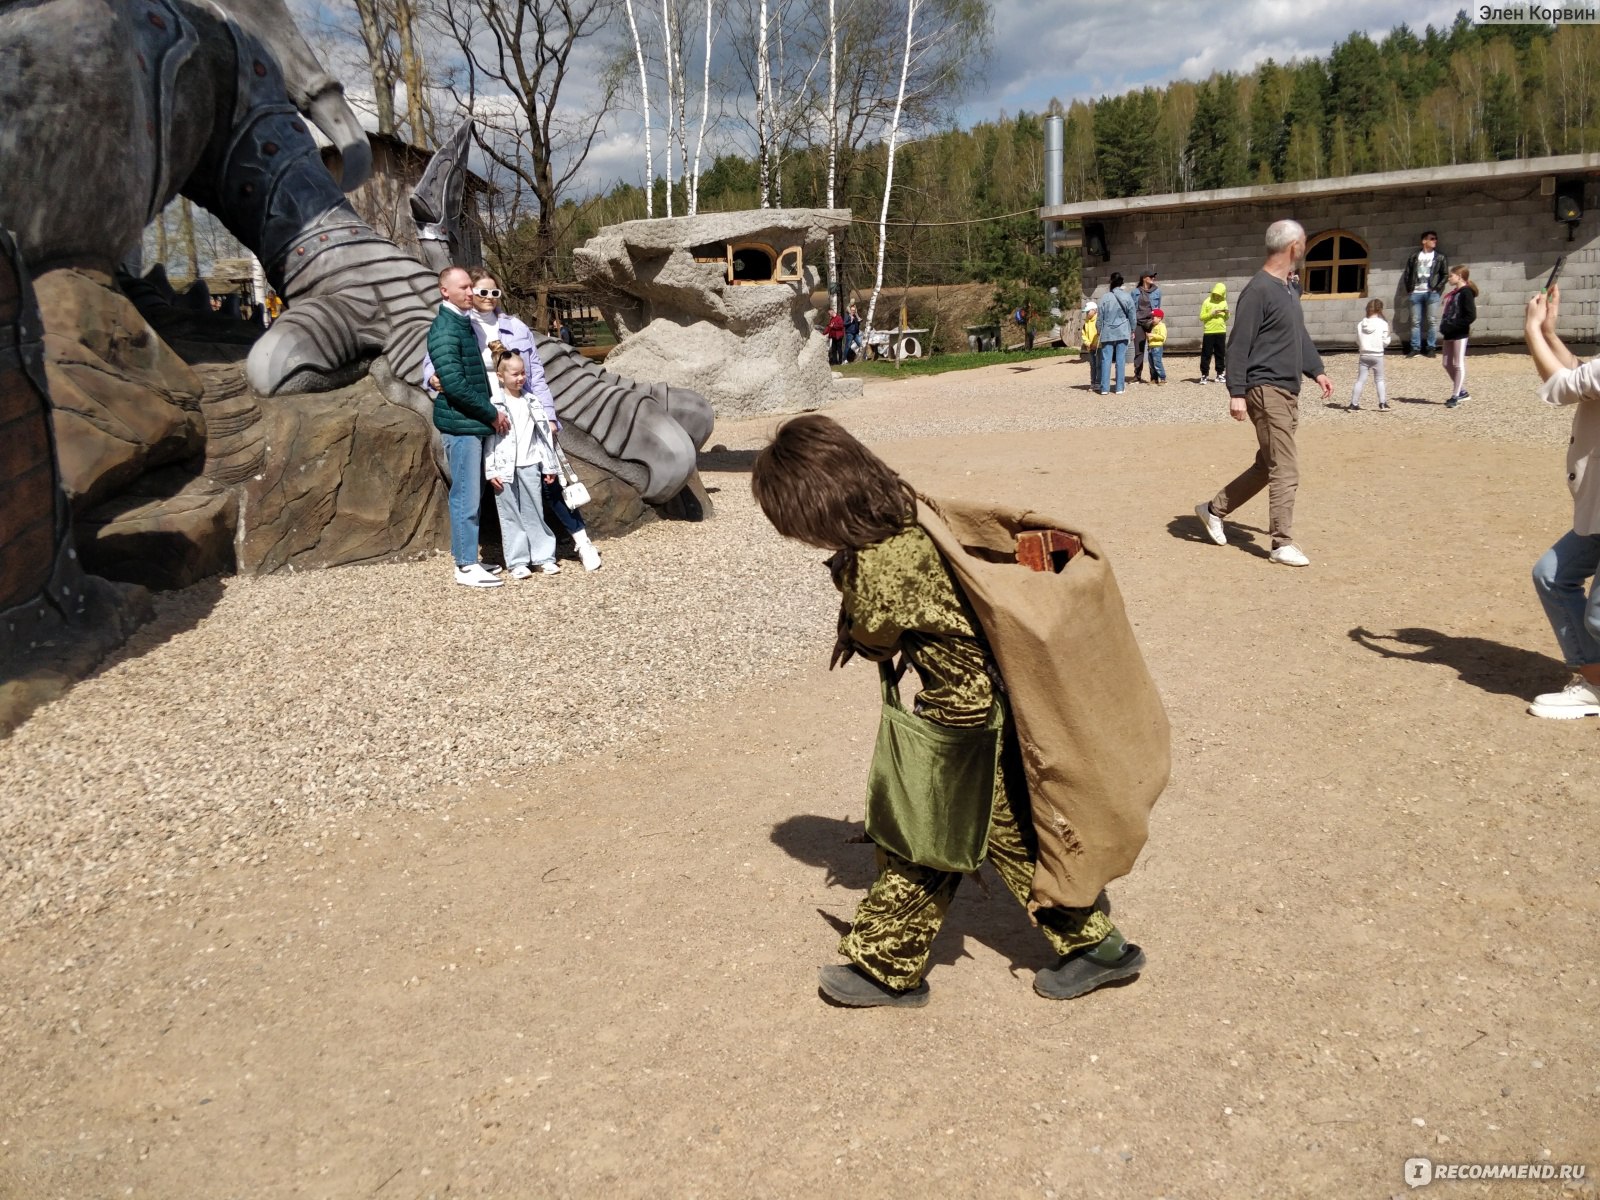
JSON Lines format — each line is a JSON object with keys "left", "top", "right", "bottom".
{"left": 1199, "top": 282, "right": 1228, "bottom": 384}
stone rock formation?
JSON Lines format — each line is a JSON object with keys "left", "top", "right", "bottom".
{"left": 35, "top": 269, "right": 207, "bottom": 516}
{"left": 0, "top": 231, "right": 150, "bottom": 736}
{"left": 574, "top": 209, "right": 862, "bottom": 416}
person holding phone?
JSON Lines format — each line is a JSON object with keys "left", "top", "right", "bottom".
{"left": 1524, "top": 281, "right": 1600, "bottom": 719}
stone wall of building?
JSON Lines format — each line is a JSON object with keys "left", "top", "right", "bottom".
{"left": 1080, "top": 178, "right": 1600, "bottom": 354}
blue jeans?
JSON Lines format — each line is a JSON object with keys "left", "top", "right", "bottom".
{"left": 540, "top": 475, "right": 586, "bottom": 536}
{"left": 1532, "top": 530, "right": 1600, "bottom": 667}
{"left": 1098, "top": 340, "right": 1128, "bottom": 393}
{"left": 443, "top": 432, "right": 484, "bottom": 567}
{"left": 1409, "top": 291, "right": 1441, "bottom": 351}
{"left": 1149, "top": 346, "right": 1166, "bottom": 382}
{"left": 1086, "top": 349, "right": 1102, "bottom": 391}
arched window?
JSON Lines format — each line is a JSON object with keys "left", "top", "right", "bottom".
{"left": 725, "top": 242, "right": 805, "bottom": 285}
{"left": 1303, "top": 230, "right": 1369, "bottom": 298}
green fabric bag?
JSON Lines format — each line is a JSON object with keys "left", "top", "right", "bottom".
{"left": 864, "top": 658, "right": 1000, "bottom": 873}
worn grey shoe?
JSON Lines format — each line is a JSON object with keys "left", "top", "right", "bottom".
{"left": 1034, "top": 939, "right": 1146, "bottom": 1000}
{"left": 818, "top": 964, "right": 930, "bottom": 1008}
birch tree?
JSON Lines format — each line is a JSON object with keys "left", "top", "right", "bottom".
{"left": 624, "top": 0, "right": 656, "bottom": 216}
{"left": 660, "top": 0, "right": 675, "bottom": 215}
{"left": 824, "top": 0, "right": 838, "bottom": 310}
{"left": 756, "top": 0, "right": 771, "bottom": 204}
{"left": 825, "top": 0, "right": 987, "bottom": 305}
{"left": 690, "top": 0, "right": 714, "bottom": 213}
{"left": 864, "top": 0, "right": 917, "bottom": 337}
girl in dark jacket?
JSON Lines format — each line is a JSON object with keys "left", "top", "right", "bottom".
{"left": 1440, "top": 265, "right": 1479, "bottom": 409}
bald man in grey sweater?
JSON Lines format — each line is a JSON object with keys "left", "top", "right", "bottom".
{"left": 1194, "top": 219, "right": 1333, "bottom": 567}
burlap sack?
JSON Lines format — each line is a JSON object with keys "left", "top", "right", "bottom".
{"left": 916, "top": 494, "right": 1169, "bottom": 909}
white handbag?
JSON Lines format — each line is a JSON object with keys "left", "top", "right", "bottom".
{"left": 553, "top": 442, "right": 590, "bottom": 509}
{"left": 529, "top": 394, "right": 589, "bottom": 509}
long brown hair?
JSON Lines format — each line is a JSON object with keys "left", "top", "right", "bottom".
{"left": 751, "top": 414, "right": 914, "bottom": 550}
{"left": 1450, "top": 264, "right": 1480, "bottom": 295}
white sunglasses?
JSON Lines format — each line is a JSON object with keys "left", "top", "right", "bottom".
{"left": 474, "top": 287, "right": 502, "bottom": 299}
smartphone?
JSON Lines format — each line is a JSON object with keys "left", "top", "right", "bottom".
{"left": 1544, "top": 256, "right": 1565, "bottom": 294}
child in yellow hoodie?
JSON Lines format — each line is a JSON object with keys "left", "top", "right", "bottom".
{"left": 1147, "top": 308, "right": 1167, "bottom": 385}
{"left": 1198, "top": 282, "right": 1228, "bottom": 383}
{"left": 1081, "top": 300, "right": 1101, "bottom": 391}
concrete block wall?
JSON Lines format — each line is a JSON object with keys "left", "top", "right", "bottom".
{"left": 1080, "top": 178, "right": 1600, "bottom": 355}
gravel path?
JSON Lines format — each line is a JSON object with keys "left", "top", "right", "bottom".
{"left": 816, "top": 348, "right": 1572, "bottom": 449}
{"left": 0, "top": 346, "right": 1573, "bottom": 930}
{"left": 0, "top": 489, "right": 833, "bottom": 928}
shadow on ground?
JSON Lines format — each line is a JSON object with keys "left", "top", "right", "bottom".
{"left": 1347, "top": 625, "right": 1563, "bottom": 698}
{"left": 699, "top": 448, "right": 759, "bottom": 473}
{"left": 1165, "top": 514, "right": 1271, "bottom": 559}
{"left": 86, "top": 577, "right": 227, "bottom": 684}
{"left": 771, "top": 814, "right": 1068, "bottom": 981}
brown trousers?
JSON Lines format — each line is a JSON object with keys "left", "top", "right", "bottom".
{"left": 1211, "top": 384, "right": 1299, "bottom": 548}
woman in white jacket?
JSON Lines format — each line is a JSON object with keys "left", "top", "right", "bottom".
{"left": 1350, "top": 299, "right": 1392, "bottom": 411}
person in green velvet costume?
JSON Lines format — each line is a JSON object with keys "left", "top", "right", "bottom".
{"left": 752, "top": 414, "right": 1146, "bottom": 1008}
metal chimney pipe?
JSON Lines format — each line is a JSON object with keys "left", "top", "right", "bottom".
{"left": 1043, "top": 114, "right": 1064, "bottom": 257}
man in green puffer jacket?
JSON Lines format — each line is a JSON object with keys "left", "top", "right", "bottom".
{"left": 1198, "top": 282, "right": 1228, "bottom": 384}
{"left": 428, "top": 265, "right": 510, "bottom": 588}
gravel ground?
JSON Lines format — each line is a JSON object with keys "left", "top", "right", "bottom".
{"left": 0, "top": 489, "right": 834, "bottom": 929}
{"left": 0, "top": 346, "right": 1573, "bottom": 931}
{"left": 823, "top": 348, "right": 1573, "bottom": 449}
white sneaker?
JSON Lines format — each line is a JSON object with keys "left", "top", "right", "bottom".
{"left": 508, "top": 564, "right": 534, "bottom": 580}
{"left": 1268, "top": 544, "right": 1310, "bottom": 567}
{"left": 454, "top": 563, "right": 503, "bottom": 588}
{"left": 578, "top": 543, "right": 602, "bottom": 571}
{"left": 537, "top": 561, "right": 562, "bottom": 575}
{"left": 1528, "top": 675, "right": 1600, "bottom": 719}
{"left": 1194, "top": 502, "right": 1226, "bottom": 546}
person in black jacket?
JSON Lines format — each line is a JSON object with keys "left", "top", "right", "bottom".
{"left": 1439, "top": 265, "right": 1479, "bottom": 409}
{"left": 1402, "top": 230, "right": 1449, "bottom": 357}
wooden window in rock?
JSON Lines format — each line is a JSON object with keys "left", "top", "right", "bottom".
{"left": 1303, "top": 231, "right": 1369, "bottom": 299}
{"left": 728, "top": 243, "right": 777, "bottom": 283}
{"left": 724, "top": 242, "right": 804, "bottom": 285}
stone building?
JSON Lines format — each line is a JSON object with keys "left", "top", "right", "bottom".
{"left": 1039, "top": 153, "right": 1600, "bottom": 352}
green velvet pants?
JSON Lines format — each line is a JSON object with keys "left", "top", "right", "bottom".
{"left": 840, "top": 748, "right": 1115, "bottom": 992}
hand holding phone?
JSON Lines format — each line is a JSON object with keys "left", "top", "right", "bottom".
{"left": 1544, "top": 256, "right": 1565, "bottom": 294}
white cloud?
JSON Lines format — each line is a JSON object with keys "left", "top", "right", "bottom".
{"left": 961, "top": 0, "right": 1468, "bottom": 120}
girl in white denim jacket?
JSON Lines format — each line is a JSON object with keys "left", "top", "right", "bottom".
{"left": 485, "top": 349, "right": 601, "bottom": 576}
